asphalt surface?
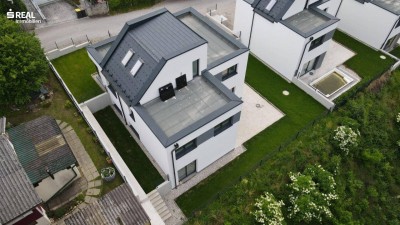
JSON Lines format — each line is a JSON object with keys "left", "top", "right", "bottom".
{"left": 35, "top": 0, "right": 236, "bottom": 52}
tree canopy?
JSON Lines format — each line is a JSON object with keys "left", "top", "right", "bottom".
{"left": 0, "top": 16, "right": 48, "bottom": 105}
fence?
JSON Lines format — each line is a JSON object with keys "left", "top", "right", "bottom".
{"left": 45, "top": 30, "right": 117, "bottom": 60}
{"left": 185, "top": 64, "right": 395, "bottom": 218}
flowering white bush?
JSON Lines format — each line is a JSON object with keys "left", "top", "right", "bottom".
{"left": 252, "top": 192, "right": 285, "bottom": 225}
{"left": 333, "top": 126, "right": 360, "bottom": 155}
{"left": 396, "top": 113, "right": 400, "bottom": 124}
{"left": 287, "top": 165, "right": 338, "bottom": 223}
{"left": 397, "top": 140, "right": 400, "bottom": 147}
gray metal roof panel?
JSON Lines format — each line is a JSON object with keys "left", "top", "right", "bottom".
{"left": 372, "top": 0, "right": 400, "bottom": 15}
{"left": 253, "top": 0, "right": 295, "bottom": 22}
{"left": 0, "top": 135, "right": 42, "bottom": 224}
{"left": 87, "top": 36, "right": 117, "bottom": 64}
{"left": 65, "top": 184, "right": 149, "bottom": 225}
{"left": 7, "top": 116, "right": 77, "bottom": 184}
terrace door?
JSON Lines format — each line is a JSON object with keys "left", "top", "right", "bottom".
{"left": 300, "top": 56, "right": 319, "bottom": 76}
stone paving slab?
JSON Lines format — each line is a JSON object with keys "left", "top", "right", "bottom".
{"left": 84, "top": 196, "right": 97, "bottom": 204}
{"left": 86, "top": 188, "right": 101, "bottom": 196}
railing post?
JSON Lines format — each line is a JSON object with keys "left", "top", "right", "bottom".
{"left": 71, "top": 38, "right": 75, "bottom": 46}
{"left": 55, "top": 41, "right": 59, "bottom": 50}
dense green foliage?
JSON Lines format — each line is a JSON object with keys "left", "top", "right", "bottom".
{"left": 0, "top": 0, "right": 27, "bottom": 15}
{"left": 176, "top": 55, "right": 325, "bottom": 214}
{"left": 52, "top": 49, "right": 102, "bottom": 103}
{"left": 108, "top": 0, "right": 161, "bottom": 14}
{"left": 0, "top": 16, "right": 47, "bottom": 105}
{"left": 94, "top": 107, "right": 164, "bottom": 192}
{"left": 187, "top": 70, "right": 400, "bottom": 224}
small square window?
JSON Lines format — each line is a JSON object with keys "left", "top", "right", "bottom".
{"left": 221, "top": 65, "right": 238, "bottom": 81}
{"left": 309, "top": 36, "right": 324, "bottom": 51}
{"left": 214, "top": 117, "right": 233, "bottom": 136}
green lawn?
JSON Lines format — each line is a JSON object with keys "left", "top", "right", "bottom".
{"left": 176, "top": 55, "right": 325, "bottom": 215}
{"left": 52, "top": 49, "right": 103, "bottom": 103}
{"left": 390, "top": 46, "right": 400, "bottom": 59}
{"left": 0, "top": 70, "right": 123, "bottom": 196}
{"left": 94, "top": 107, "right": 164, "bottom": 193}
{"left": 333, "top": 31, "right": 396, "bottom": 101}
{"left": 108, "top": 0, "right": 161, "bottom": 14}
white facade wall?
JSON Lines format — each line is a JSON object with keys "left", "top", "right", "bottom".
{"left": 139, "top": 44, "right": 208, "bottom": 104}
{"left": 250, "top": 14, "right": 304, "bottom": 81}
{"left": 337, "top": 0, "right": 398, "bottom": 49}
{"left": 316, "top": 0, "right": 342, "bottom": 16}
{"left": 233, "top": 0, "right": 254, "bottom": 47}
{"left": 208, "top": 52, "right": 249, "bottom": 98}
{"left": 283, "top": 0, "right": 306, "bottom": 19}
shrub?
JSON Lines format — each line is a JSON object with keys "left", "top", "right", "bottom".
{"left": 396, "top": 113, "right": 400, "bottom": 124}
{"left": 333, "top": 126, "right": 360, "bottom": 155}
{"left": 64, "top": 100, "right": 73, "bottom": 109}
{"left": 252, "top": 192, "right": 285, "bottom": 225}
{"left": 287, "top": 165, "right": 338, "bottom": 223}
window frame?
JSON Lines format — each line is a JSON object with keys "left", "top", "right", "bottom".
{"left": 178, "top": 161, "right": 196, "bottom": 182}
{"left": 221, "top": 64, "right": 238, "bottom": 81}
{"left": 130, "top": 59, "right": 144, "bottom": 77}
{"left": 192, "top": 59, "right": 199, "bottom": 77}
{"left": 175, "top": 139, "right": 197, "bottom": 159}
{"left": 309, "top": 35, "right": 325, "bottom": 51}
{"left": 214, "top": 117, "right": 233, "bottom": 136}
{"left": 121, "top": 49, "right": 134, "bottom": 66}
{"left": 129, "top": 108, "right": 135, "bottom": 122}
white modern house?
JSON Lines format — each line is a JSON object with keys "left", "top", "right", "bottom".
{"left": 336, "top": 0, "right": 400, "bottom": 51}
{"left": 87, "top": 8, "right": 249, "bottom": 188}
{"left": 234, "top": 0, "right": 341, "bottom": 81}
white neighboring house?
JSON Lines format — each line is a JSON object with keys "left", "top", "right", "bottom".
{"left": 234, "top": 0, "right": 341, "bottom": 81}
{"left": 336, "top": 0, "right": 400, "bottom": 51}
{"left": 87, "top": 8, "right": 249, "bottom": 188}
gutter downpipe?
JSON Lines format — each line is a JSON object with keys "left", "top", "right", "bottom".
{"left": 171, "top": 148, "right": 178, "bottom": 189}
{"left": 294, "top": 37, "right": 314, "bottom": 78}
{"left": 248, "top": 11, "right": 256, "bottom": 48}
{"left": 335, "top": 0, "right": 344, "bottom": 17}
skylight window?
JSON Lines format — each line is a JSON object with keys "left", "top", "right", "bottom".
{"left": 121, "top": 49, "right": 134, "bottom": 66}
{"left": 265, "top": 0, "right": 277, "bottom": 11}
{"left": 130, "top": 59, "right": 143, "bottom": 76}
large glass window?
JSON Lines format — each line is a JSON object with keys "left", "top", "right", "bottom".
{"left": 192, "top": 59, "right": 199, "bottom": 76}
{"left": 300, "top": 56, "right": 319, "bottom": 76}
{"left": 175, "top": 139, "right": 197, "bottom": 159}
{"left": 178, "top": 161, "right": 196, "bottom": 181}
{"left": 214, "top": 117, "right": 233, "bottom": 136}
{"left": 309, "top": 36, "right": 324, "bottom": 51}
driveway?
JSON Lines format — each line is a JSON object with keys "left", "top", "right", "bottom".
{"left": 36, "top": 0, "right": 237, "bottom": 52}
{"left": 38, "top": 0, "right": 77, "bottom": 29}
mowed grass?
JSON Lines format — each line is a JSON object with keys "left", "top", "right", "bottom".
{"left": 51, "top": 49, "right": 103, "bottom": 103}
{"left": 390, "top": 46, "right": 400, "bottom": 59}
{"left": 176, "top": 55, "right": 325, "bottom": 214}
{"left": 94, "top": 107, "right": 164, "bottom": 193}
{"left": 0, "top": 71, "right": 123, "bottom": 196}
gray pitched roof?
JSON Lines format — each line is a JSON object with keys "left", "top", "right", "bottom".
{"left": 7, "top": 116, "right": 77, "bottom": 184}
{"left": 100, "top": 8, "right": 206, "bottom": 106}
{"left": 253, "top": 0, "right": 295, "bottom": 22}
{"left": 0, "top": 135, "right": 42, "bottom": 224}
{"left": 65, "top": 183, "right": 149, "bottom": 225}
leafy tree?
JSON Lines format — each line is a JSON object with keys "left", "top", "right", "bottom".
{"left": 287, "top": 165, "right": 338, "bottom": 224}
{"left": 0, "top": 0, "right": 27, "bottom": 15}
{"left": 0, "top": 16, "right": 48, "bottom": 105}
{"left": 252, "top": 192, "right": 285, "bottom": 225}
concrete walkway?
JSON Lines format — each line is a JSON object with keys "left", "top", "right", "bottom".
{"left": 36, "top": 0, "right": 237, "bottom": 52}
{"left": 50, "top": 120, "right": 103, "bottom": 224}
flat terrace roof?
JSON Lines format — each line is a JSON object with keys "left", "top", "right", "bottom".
{"left": 373, "top": 0, "right": 400, "bottom": 15}
{"left": 175, "top": 8, "right": 247, "bottom": 68}
{"left": 143, "top": 76, "right": 229, "bottom": 138}
{"left": 282, "top": 9, "right": 339, "bottom": 37}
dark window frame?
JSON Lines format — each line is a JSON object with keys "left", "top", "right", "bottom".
{"left": 309, "top": 35, "right": 325, "bottom": 51}
{"left": 221, "top": 64, "right": 238, "bottom": 81}
{"left": 214, "top": 117, "right": 233, "bottom": 136}
{"left": 178, "top": 161, "right": 196, "bottom": 181}
{"left": 175, "top": 139, "right": 197, "bottom": 159}
{"left": 192, "top": 59, "right": 199, "bottom": 77}
{"left": 129, "top": 109, "right": 135, "bottom": 122}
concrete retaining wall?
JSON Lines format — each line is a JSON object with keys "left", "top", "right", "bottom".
{"left": 156, "top": 181, "right": 172, "bottom": 197}
{"left": 80, "top": 92, "right": 111, "bottom": 113}
{"left": 46, "top": 42, "right": 90, "bottom": 60}
{"left": 292, "top": 78, "right": 335, "bottom": 110}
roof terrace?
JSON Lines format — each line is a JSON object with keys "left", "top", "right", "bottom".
{"left": 282, "top": 9, "right": 339, "bottom": 37}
